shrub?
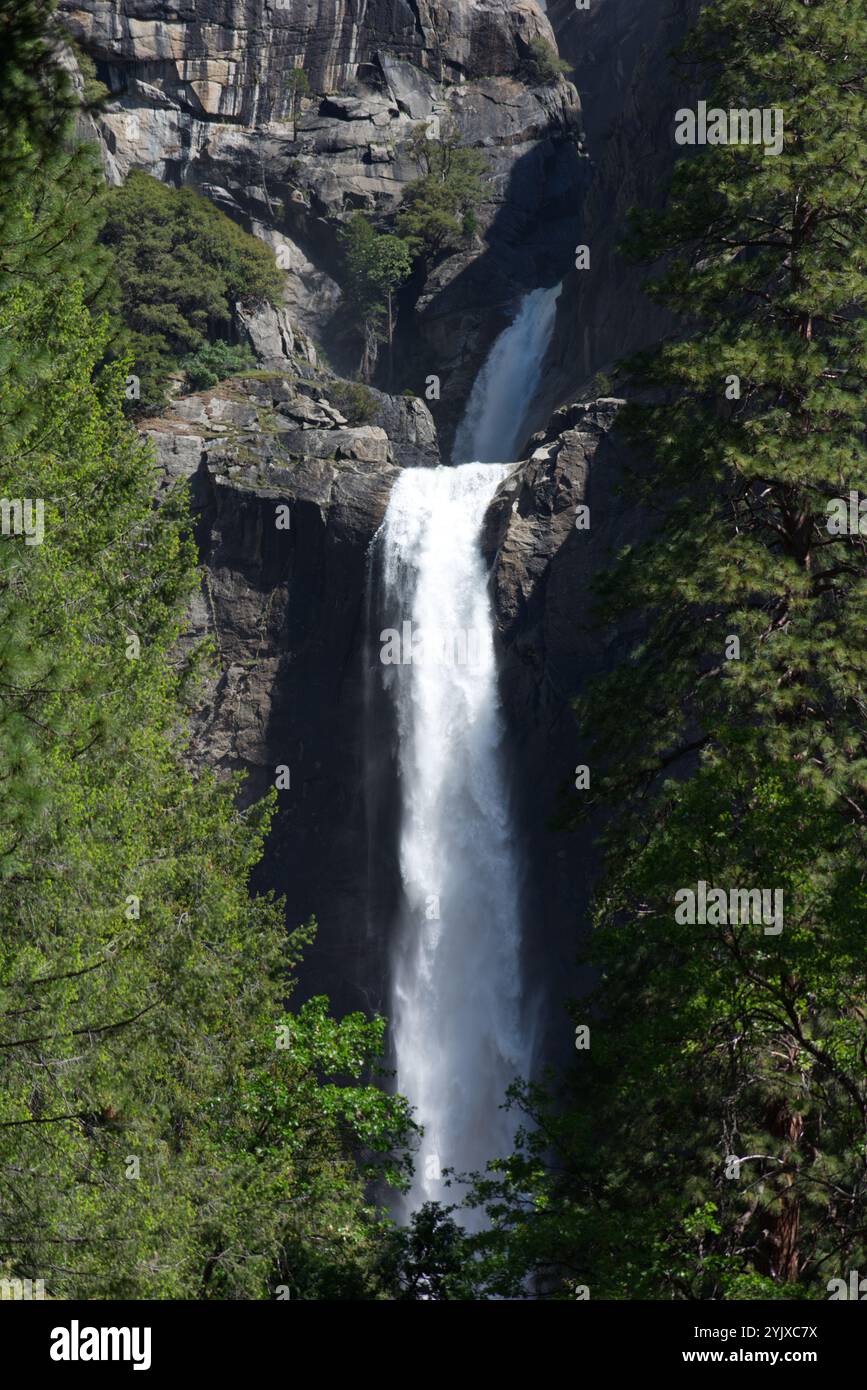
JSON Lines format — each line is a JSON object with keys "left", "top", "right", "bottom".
{"left": 524, "top": 37, "right": 570, "bottom": 86}
{"left": 329, "top": 379, "right": 379, "bottom": 425}
{"left": 69, "top": 42, "right": 110, "bottom": 106}
{"left": 591, "top": 371, "right": 613, "bottom": 397}
{"left": 180, "top": 339, "right": 257, "bottom": 391}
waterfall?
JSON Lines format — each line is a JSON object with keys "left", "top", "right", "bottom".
{"left": 451, "top": 281, "right": 563, "bottom": 464}
{"left": 377, "top": 285, "right": 561, "bottom": 1222}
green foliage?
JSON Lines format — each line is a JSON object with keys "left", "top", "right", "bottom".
{"left": 377, "top": 1202, "right": 482, "bottom": 1300}
{"left": 329, "top": 378, "right": 379, "bottom": 425}
{"left": 0, "top": 2, "right": 78, "bottom": 192}
{"left": 69, "top": 41, "right": 110, "bottom": 106}
{"left": 339, "top": 212, "right": 413, "bottom": 380}
{"left": 469, "top": 0, "right": 867, "bottom": 1299}
{"left": 192, "top": 989, "right": 415, "bottom": 1300}
{"left": 333, "top": 125, "right": 486, "bottom": 379}
{"left": 590, "top": 370, "right": 614, "bottom": 397}
{"left": 396, "top": 123, "right": 487, "bottom": 263}
{"left": 284, "top": 69, "right": 310, "bottom": 99}
{"left": 180, "top": 339, "right": 257, "bottom": 392}
{"left": 523, "top": 38, "right": 570, "bottom": 87}
{"left": 283, "top": 68, "right": 311, "bottom": 138}
{"left": 100, "top": 171, "right": 283, "bottom": 412}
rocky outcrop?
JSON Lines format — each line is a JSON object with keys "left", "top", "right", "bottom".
{"left": 143, "top": 368, "right": 437, "bottom": 1010}
{"left": 61, "top": 1, "right": 561, "bottom": 119}
{"left": 235, "top": 299, "right": 319, "bottom": 373}
{"left": 365, "top": 387, "right": 440, "bottom": 469}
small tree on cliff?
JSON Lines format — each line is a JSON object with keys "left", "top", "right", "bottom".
{"left": 284, "top": 68, "right": 311, "bottom": 141}
{"left": 395, "top": 121, "right": 487, "bottom": 262}
{"left": 340, "top": 212, "right": 412, "bottom": 381}
{"left": 523, "top": 37, "right": 570, "bottom": 87}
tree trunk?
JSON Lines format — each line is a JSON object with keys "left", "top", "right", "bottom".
{"left": 758, "top": 1037, "right": 803, "bottom": 1285}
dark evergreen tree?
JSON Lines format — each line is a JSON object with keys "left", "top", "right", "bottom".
{"left": 339, "top": 213, "right": 413, "bottom": 382}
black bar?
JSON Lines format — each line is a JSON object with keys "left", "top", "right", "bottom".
{"left": 8, "top": 1297, "right": 861, "bottom": 1376}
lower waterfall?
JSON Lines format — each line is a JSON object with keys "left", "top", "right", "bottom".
{"left": 378, "top": 285, "right": 560, "bottom": 1222}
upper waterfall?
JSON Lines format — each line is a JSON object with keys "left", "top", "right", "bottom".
{"left": 451, "top": 282, "right": 563, "bottom": 465}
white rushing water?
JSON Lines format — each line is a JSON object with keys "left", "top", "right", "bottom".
{"left": 379, "top": 284, "right": 561, "bottom": 1220}
{"left": 451, "top": 281, "right": 562, "bottom": 464}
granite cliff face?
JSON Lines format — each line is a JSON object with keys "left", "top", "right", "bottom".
{"left": 537, "top": 0, "right": 703, "bottom": 418}
{"left": 143, "top": 336, "right": 436, "bottom": 1009}
{"left": 63, "top": 0, "right": 559, "bottom": 118}
{"left": 480, "top": 398, "right": 649, "bottom": 1058}
{"left": 62, "top": 0, "right": 585, "bottom": 441}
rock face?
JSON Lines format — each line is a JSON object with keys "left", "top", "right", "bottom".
{"left": 61, "top": 0, "right": 585, "bottom": 418}
{"left": 235, "top": 300, "right": 319, "bottom": 373}
{"left": 481, "top": 398, "right": 648, "bottom": 1062}
{"left": 538, "top": 0, "right": 702, "bottom": 416}
{"left": 403, "top": 94, "right": 586, "bottom": 453}
{"left": 62, "top": 0, "right": 700, "bottom": 1053}
{"left": 145, "top": 368, "right": 438, "bottom": 1010}
{"left": 365, "top": 387, "right": 440, "bottom": 469}
{"left": 62, "top": 1, "right": 560, "bottom": 118}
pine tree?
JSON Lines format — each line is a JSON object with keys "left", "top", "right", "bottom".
{"left": 395, "top": 122, "right": 486, "bottom": 261}
{"left": 284, "top": 68, "right": 310, "bottom": 141}
{"left": 340, "top": 213, "right": 413, "bottom": 381}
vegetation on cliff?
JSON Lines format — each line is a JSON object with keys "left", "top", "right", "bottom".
{"left": 340, "top": 121, "right": 487, "bottom": 381}
{"left": 340, "top": 212, "right": 413, "bottom": 381}
{"left": 396, "top": 122, "right": 487, "bottom": 261}
{"left": 100, "top": 171, "right": 283, "bottom": 413}
{"left": 523, "top": 37, "right": 571, "bottom": 88}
